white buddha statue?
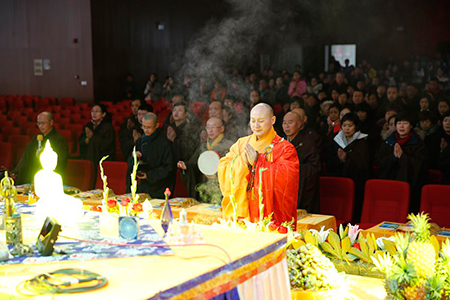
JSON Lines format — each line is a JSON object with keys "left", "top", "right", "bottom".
{"left": 34, "top": 141, "right": 83, "bottom": 225}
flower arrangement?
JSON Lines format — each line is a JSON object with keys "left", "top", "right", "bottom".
{"left": 106, "top": 198, "right": 149, "bottom": 217}
{"left": 98, "top": 152, "right": 155, "bottom": 219}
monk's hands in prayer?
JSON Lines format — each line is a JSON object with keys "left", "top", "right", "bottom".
{"left": 337, "top": 148, "right": 347, "bottom": 162}
{"left": 177, "top": 161, "right": 187, "bottom": 170}
{"left": 167, "top": 126, "right": 177, "bottom": 142}
{"left": 132, "top": 129, "right": 141, "bottom": 142}
{"left": 135, "top": 151, "right": 142, "bottom": 159}
{"left": 394, "top": 143, "right": 403, "bottom": 158}
{"left": 244, "top": 143, "right": 258, "bottom": 166}
{"left": 85, "top": 127, "right": 93, "bottom": 139}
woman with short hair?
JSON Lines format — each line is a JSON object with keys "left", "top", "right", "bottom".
{"left": 375, "top": 111, "right": 428, "bottom": 213}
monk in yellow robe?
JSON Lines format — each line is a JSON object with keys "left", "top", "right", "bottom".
{"left": 218, "top": 103, "right": 299, "bottom": 226}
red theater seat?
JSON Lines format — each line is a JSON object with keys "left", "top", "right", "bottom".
{"left": 8, "top": 135, "right": 31, "bottom": 168}
{"left": 20, "top": 122, "right": 36, "bottom": 135}
{"left": 173, "top": 168, "right": 188, "bottom": 198}
{"left": 60, "top": 97, "right": 75, "bottom": 107}
{"left": 26, "top": 127, "right": 41, "bottom": 138}
{"left": 359, "top": 179, "right": 410, "bottom": 229}
{"left": 3, "top": 127, "right": 21, "bottom": 142}
{"left": 319, "top": 176, "right": 355, "bottom": 227}
{"left": 94, "top": 161, "right": 128, "bottom": 195}
{"left": 0, "top": 142, "right": 13, "bottom": 170}
{"left": 427, "top": 170, "right": 442, "bottom": 184}
{"left": 420, "top": 185, "right": 450, "bottom": 228}
{"left": 65, "top": 159, "right": 95, "bottom": 190}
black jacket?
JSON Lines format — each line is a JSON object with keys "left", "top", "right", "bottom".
{"left": 13, "top": 128, "right": 68, "bottom": 185}
{"left": 79, "top": 121, "right": 115, "bottom": 165}
{"left": 130, "top": 129, "right": 175, "bottom": 199}
{"left": 375, "top": 131, "right": 428, "bottom": 213}
{"left": 288, "top": 127, "right": 322, "bottom": 212}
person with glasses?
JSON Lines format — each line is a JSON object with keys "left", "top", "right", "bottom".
{"left": 119, "top": 102, "right": 153, "bottom": 160}
{"left": 126, "top": 112, "right": 174, "bottom": 198}
{"left": 79, "top": 104, "right": 115, "bottom": 165}
{"left": 12, "top": 112, "right": 68, "bottom": 184}
{"left": 177, "top": 117, "right": 233, "bottom": 200}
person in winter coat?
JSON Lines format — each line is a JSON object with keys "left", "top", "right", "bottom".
{"left": 333, "top": 113, "right": 370, "bottom": 222}
{"left": 375, "top": 111, "right": 428, "bottom": 213}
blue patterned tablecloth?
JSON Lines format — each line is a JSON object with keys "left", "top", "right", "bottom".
{"left": 0, "top": 204, "right": 172, "bottom": 265}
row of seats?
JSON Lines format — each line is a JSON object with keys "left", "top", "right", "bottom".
{"left": 320, "top": 176, "right": 450, "bottom": 229}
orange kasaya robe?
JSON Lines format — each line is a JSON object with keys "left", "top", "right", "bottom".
{"left": 218, "top": 127, "right": 299, "bottom": 227}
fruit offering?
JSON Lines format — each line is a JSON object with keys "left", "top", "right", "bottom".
{"left": 372, "top": 212, "right": 450, "bottom": 300}
{"left": 287, "top": 243, "right": 341, "bottom": 291}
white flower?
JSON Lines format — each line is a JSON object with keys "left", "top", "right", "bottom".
{"left": 347, "top": 224, "right": 362, "bottom": 244}
{"left": 376, "top": 236, "right": 396, "bottom": 250}
{"left": 142, "top": 199, "right": 153, "bottom": 216}
{"left": 309, "top": 226, "right": 332, "bottom": 244}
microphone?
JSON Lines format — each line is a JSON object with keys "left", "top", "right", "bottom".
{"left": 37, "top": 134, "right": 44, "bottom": 151}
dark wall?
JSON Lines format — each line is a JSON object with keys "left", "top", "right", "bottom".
{"left": 309, "top": 0, "right": 450, "bottom": 71}
{"left": 91, "top": 0, "right": 227, "bottom": 102}
{"left": 0, "top": 0, "right": 94, "bottom": 102}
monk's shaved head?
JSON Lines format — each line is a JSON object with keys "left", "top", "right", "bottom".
{"left": 285, "top": 111, "right": 300, "bottom": 121}
{"left": 292, "top": 108, "right": 305, "bottom": 118}
{"left": 250, "top": 103, "right": 276, "bottom": 139}
{"left": 251, "top": 103, "right": 274, "bottom": 118}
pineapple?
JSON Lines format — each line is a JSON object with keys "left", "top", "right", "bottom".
{"left": 406, "top": 213, "right": 436, "bottom": 278}
{"left": 403, "top": 279, "right": 426, "bottom": 300}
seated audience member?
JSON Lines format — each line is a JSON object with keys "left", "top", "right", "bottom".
{"left": 333, "top": 113, "right": 370, "bottom": 222}
{"left": 259, "top": 79, "right": 275, "bottom": 104}
{"left": 79, "top": 104, "right": 115, "bottom": 165}
{"left": 123, "top": 73, "right": 137, "bottom": 99}
{"left": 439, "top": 112, "right": 450, "bottom": 184}
{"left": 305, "top": 94, "right": 321, "bottom": 130}
{"left": 419, "top": 94, "right": 433, "bottom": 112}
{"left": 323, "top": 104, "right": 343, "bottom": 175}
{"left": 366, "top": 92, "right": 385, "bottom": 121}
{"left": 352, "top": 89, "right": 365, "bottom": 106}
{"left": 378, "top": 103, "right": 401, "bottom": 141}
{"left": 437, "top": 98, "right": 450, "bottom": 119}
{"left": 327, "top": 104, "right": 341, "bottom": 137}
{"left": 144, "top": 73, "right": 162, "bottom": 101}
{"left": 128, "top": 113, "right": 174, "bottom": 198}
{"left": 210, "top": 80, "right": 227, "bottom": 101}
{"left": 118, "top": 99, "right": 142, "bottom": 158}
{"left": 355, "top": 102, "right": 374, "bottom": 134}
{"left": 288, "top": 71, "right": 307, "bottom": 98}
{"left": 328, "top": 72, "right": 348, "bottom": 95}
{"left": 249, "top": 89, "right": 262, "bottom": 110}
{"left": 375, "top": 112, "right": 428, "bottom": 213}
{"left": 12, "top": 112, "right": 68, "bottom": 184}
{"left": 417, "top": 111, "right": 440, "bottom": 169}
{"left": 177, "top": 117, "right": 234, "bottom": 200}
{"left": 274, "top": 76, "right": 290, "bottom": 104}
{"left": 338, "top": 92, "right": 351, "bottom": 107}
{"left": 166, "top": 102, "right": 199, "bottom": 166}
{"left": 208, "top": 100, "right": 224, "bottom": 119}
{"left": 283, "top": 110, "right": 321, "bottom": 212}
{"left": 386, "top": 85, "right": 407, "bottom": 111}
{"left": 223, "top": 106, "right": 246, "bottom": 143}
{"left": 381, "top": 115, "right": 397, "bottom": 141}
